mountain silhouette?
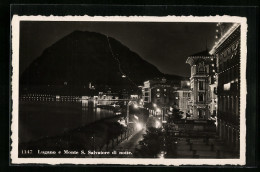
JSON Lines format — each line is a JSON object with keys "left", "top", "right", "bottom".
{"left": 20, "top": 31, "right": 183, "bottom": 95}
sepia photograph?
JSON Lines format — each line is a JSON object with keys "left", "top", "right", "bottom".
{"left": 11, "top": 15, "right": 247, "bottom": 165}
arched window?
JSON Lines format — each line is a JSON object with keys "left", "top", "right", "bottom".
{"left": 198, "top": 62, "right": 205, "bottom": 72}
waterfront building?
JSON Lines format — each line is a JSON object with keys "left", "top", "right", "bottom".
{"left": 142, "top": 78, "right": 180, "bottom": 106}
{"left": 150, "top": 78, "right": 171, "bottom": 106}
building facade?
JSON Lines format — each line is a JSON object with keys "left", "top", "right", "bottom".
{"left": 142, "top": 78, "right": 173, "bottom": 106}
{"left": 210, "top": 23, "right": 240, "bottom": 151}
{"left": 150, "top": 78, "right": 171, "bottom": 106}
{"left": 142, "top": 80, "right": 152, "bottom": 103}
{"left": 172, "top": 80, "right": 192, "bottom": 114}
{"left": 186, "top": 50, "right": 217, "bottom": 120}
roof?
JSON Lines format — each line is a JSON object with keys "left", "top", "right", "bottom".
{"left": 186, "top": 49, "right": 214, "bottom": 65}
{"left": 209, "top": 23, "right": 240, "bottom": 54}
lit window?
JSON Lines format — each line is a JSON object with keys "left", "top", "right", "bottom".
{"left": 224, "top": 83, "right": 231, "bottom": 91}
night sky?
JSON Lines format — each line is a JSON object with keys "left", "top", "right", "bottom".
{"left": 20, "top": 21, "right": 218, "bottom": 77}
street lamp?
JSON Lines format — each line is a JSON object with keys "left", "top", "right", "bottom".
{"left": 126, "top": 100, "right": 140, "bottom": 139}
{"left": 139, "top": 99, "right": 144, "bottom": 106}
{"left": 155, "top": 120, "right": 161, "bottom": 128}
{"left": 126, "top": 100, "right": 139, "bottom": 127}
{"left": 136, "top": 122, "right": 143, "bottom": 131}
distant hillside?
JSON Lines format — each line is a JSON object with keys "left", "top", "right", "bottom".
{"left": 20, "top": 31, "right": 183, "bottom": 95}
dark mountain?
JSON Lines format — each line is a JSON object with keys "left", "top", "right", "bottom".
{"left": 20, "top": 31, "right": 183, "bottom": 95}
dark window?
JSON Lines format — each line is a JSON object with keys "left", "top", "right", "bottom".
{"left": 198, "top": 93, "right": 204, "bottom": 102}
{"left": 198, "top": 109, "right": 203, "bottom": 118}
{"left": 214, "top": 87, "right": 217, "bottom": 94}
{"left": 199, "top": 66, "right": 204, "bottom": 72}
{"left": 199, "top": 81, "right": 204, "bottom": 90}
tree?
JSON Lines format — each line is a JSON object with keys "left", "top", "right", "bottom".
{"left": 167, "top": 108, "right": 183, "bottom": 123}
{"left": 134, "top": 127, "right": 164, "bottom": 158}
{"left": 163, "top": 107, "right": 182, "bottom": 157}
{"left": 106, "top": 121, "right": 125, "bottom": 148}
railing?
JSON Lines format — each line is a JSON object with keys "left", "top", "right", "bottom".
{"left": 196, "top": 71, "right": 207, "bottom": 75}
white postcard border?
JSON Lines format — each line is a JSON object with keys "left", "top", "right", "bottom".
{"left": 11, "top": 15, "right": 247, "bottom": 166}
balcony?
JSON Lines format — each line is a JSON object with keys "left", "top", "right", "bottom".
{"left": 195, "top": 71, "right": 207, "bottom": 75}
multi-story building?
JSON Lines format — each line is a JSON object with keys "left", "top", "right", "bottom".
{"left": 186, "top": 50, "right": 217, "bottom": 120}
{"left": 141, "top": 77, "right": 181, "bottom": 106}
{"left": 150, "top": 78, "right": 171, "bottom": 106}
{"left": 142, "top": 80, "right": 152, "bottom": 103}
{"left": 142, "top": 78, "right": 171, "bottom": 105}
{"left": 172, "top": 80, "right": 192, "bottom": 114}
{"left": 210, "top": 23, "right": 240, "bottom": 151}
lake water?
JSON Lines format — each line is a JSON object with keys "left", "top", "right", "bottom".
{"left": 19, "top": 99, "right": 116, "bottom": 143}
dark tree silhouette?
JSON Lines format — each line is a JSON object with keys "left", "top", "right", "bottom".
{"left": 134, "top": 127, "right": 164, "bottom": 158}
{"left": 167, "top": 108, "right": 183, "bottom": 123}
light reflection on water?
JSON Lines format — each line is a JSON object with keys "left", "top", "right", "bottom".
{"left": 19, "top": 99, "right": 115, "bottom": 143}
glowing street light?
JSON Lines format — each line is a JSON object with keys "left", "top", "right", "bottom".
{"left": 136, "top": 122, "right": 143, "bottom": 131}
{"left": 155, "top": 120, "right": 161, "bottom": 128}
{"left": 153, "top": 103, "right": 157, "bottom": 108}
{"left": 159, "top": 151, "right": 165, "bottom": 159}
{"left": 126, "top": 100, "right": 139, "bottom": 126}
{"left": 139, "top": 99, "right": 144, "bottom": 105}
{"left": 156, "top": 108, "right": 161, "bottom": 113}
